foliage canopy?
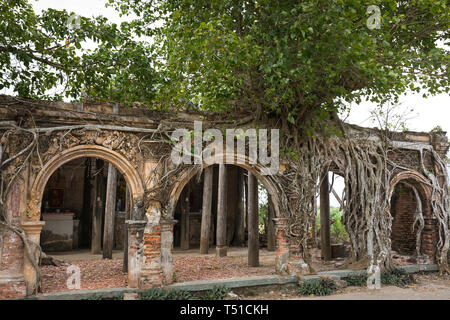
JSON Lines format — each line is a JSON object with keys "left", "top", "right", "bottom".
{"left": 1, "top": 0, "right": 449, "bottom": 126}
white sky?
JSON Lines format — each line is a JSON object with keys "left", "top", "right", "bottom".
{"left": 31, "top": 0, "right": 122, "bottom": 19}
{"left": 14, "top": 1, "right": 450, "bottom": 206}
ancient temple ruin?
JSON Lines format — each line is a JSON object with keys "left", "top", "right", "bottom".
{"left": 0, "top": 95, "right": 448, "bottom": 298}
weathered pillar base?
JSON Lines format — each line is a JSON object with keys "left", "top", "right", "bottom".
{"left": 0, "top": 274, "right": 27, "bottom": 299}
{"left": 126, "top": 220, "right": 146, "bottom": 289}
{"left": 292, "top": 258, "right": 310, "bottom": 276}
{"left": 160, "top": 219, "right": 177, "bottom": 285}
{"left": 216, "top": 245, "right": 227, "bottom": 257}
{"left": 0, "top": 223, "right": 26, "bottom": 299}
{"left": 139, "top": 265, "right": 163, "bottom": 288}
{"left": 21, "top": 221, "right": 45, "bottom": 296}
{"left": 273, "top": 218, "right": 290, "bottom": 275}
{"left": 320, "top": 173, "right": 332, "bottom": 261}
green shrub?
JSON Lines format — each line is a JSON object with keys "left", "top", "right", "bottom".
{"left": 201, "top": 286, "right": 230, "bottom": 300}
{"left": 316, "top": 208, "right": 349, "bottom": 243}
{"left": 381, "top": 268, "right": 416, "bottom": 288}
{"left": 342, "top": 273, "right": 368, "bottom": 287}
{"left": 140, "top": 288, "right": 194, "bottom": 300}
{"left": 298, "top": 278, "right": 338, "bottom": 296}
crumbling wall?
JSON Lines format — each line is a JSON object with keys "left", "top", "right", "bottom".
{"left": 0, "top": 95, "right": 448, "bottom": 299}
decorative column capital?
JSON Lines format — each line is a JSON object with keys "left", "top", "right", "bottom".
{"left": 126, "top": 220, "right": 147, "bottom": 231}
{"left": 160, "top": 219, "right": 178, "bottom": 232}
{"left": 21, "top": 221, "right": 45, "bottom": 236}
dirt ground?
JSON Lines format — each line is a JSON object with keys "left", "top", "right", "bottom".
{"left": 241, "top": 273, "right": 450, "bottom": 300}
{"left": 41, "top": 247, "right": 447, "bottom": 299}
{"left": 42, "top": 247, "right": 277, "bottom": 293}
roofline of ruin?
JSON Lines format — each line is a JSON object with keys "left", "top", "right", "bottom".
{"left": 0, "top": 94, "right": 448, "bottom": 155}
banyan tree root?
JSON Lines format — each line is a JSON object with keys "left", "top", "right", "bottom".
{"left": 278, "top": 122, "right": 449, "bottom": 275}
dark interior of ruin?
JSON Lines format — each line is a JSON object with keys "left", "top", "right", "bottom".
{"left": 40, "top": 158, "right": 128, "bottom": 253}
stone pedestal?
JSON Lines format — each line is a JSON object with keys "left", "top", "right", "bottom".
{"left": 0, "top": 226, "right": 27, "bottom": 299}
{"left": 126, "top": 220, "right": 146, "bottom": 288}
{"left": 21, "top": 221, "right": 45, "bottom": 295}
{"left": 273, "top": 218, "right": 290, "bottom": 275}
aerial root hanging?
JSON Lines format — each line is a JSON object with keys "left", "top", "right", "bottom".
{"left": 278, "top": 125, "right": 449, "bottom": 275}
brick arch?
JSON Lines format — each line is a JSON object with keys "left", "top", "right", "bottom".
{"left": 165, "top": 152, "right": 285, "bottom": 221}
{"left": 387, "top": 170, "right": 434, "bottom": 256}
{"left": 27, "top": 145, "right": 145, "bottom": 221}
{"left": 388, "top": 170, "right": 432, "bottom": 205}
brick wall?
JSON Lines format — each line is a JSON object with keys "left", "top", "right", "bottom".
{"left": 390, "top": 180, "right": 439, "bottom": 260}
{"left": 0, "top": 229, "right": 26, "bottom": 299}
{"left": 143, "top": 224, "right": 161, "bottom": 262}
{"left": 140, "top": 223, "right": 165, "bottom": 287}
{"left": 0, "top": 231, "right": 24, "bottom": 274}
{"left": 0, "top": 278, "right": 26, "bottom": 299}
{"left": 391, "top": 185, "right": 418, "bottom": 255}
{"left": 421, "top": 218, "right": 438, "bottom": 258}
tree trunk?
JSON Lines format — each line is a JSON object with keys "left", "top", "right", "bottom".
{"left": 248, "top": 172, "right": 259, "bottom": 267}
{"left": 103, "top": 163, "right": 117, "bottom": 259}
{"left": 311, "top": 196, "right": 318, "bottom": 248}
{"left": 216, "top": 164, "right": 228, "bottom": 257}
{"left": 200, "top": 166, "right": 213, "bottom": 254}
{"left": 123, "top": 185, "right": 130, "bottom": 272}
{"left": 244, "top": 172, "right": 248, "bottom": 235}
{"left": 320, "top": 173, "right": 332, "bottom": 260}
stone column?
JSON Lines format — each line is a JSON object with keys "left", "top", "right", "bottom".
{"left": 180, "top": 186, "right": 190, "bottom": 250}
{"left": 0, "top": 181, "right": 27, "bottom": 299}
{"left": 200, "top": 166, "right": 213, "bottom": 254}
{"left": 126, "top": 220, "right": 146, "bottom": 288}
{"left": 266, "top": 197, "right": 276, "bottom": 251}
{"left": 90, "top": 159, "right": 102, "bottom": 254}
{"left": 216, "top": 163, "right": 228, "bottom": 257}
{"left": 320, "top": 173, "right": 332, "bottom": 260}
{"left": 103, "top": 163, "right": 117, "bottom": 259}
{"left": 247, "top": 172, "right": 259, "bottom": 267}
{"left": 123, "top": 186, "right": 131, "bottom": 272}
{"left": 233, "top": 167, "right": 246, "bottom": 246}
{"left": 273, "top": 217, "right": 290, "bottom": 275}
{"left": 21, "top": 221, "right": 45, "bottom": 295}
{"left": 160, "top": 219, "right": 177, "bottom": 284}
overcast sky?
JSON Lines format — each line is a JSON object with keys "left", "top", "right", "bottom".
{"left": 20, "top": 1, "right": 450, "bottom": 206}
{"left": 29, "top": 1, "right": 450, "bottom": 131}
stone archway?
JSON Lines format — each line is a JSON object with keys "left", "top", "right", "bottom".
{"left": 159, "top": 152, "right": 290, "bottom": 280}
{"left": 22, "top": 144, "right": 146, "bottom": 293}
{"left": 388, "top": 170, "right": 432, "bottom": 201}
{"left": 27, "top": 145, "right": 145, "bottom": 222}
{"left": 166, "top": 153, "right": 285, "bottom": 221}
